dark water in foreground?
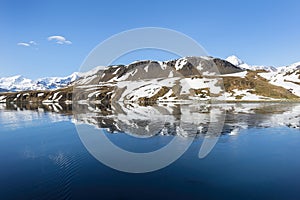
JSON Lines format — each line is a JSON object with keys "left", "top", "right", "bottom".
{"left": 0, "top": 102, "right": 300, "bottom": 200}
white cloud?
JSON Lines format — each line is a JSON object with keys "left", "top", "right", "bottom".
{"left": 29, "top": 41, "right": 37, "bottom": 45}
{"left": 17, "top": 41, "right": 38, "bottom": 47}
{"left": 17, "top": 42, "right": 30, "bottom": 47}
{"left": 47, "top": 35, "right": 72, "bottom": 45}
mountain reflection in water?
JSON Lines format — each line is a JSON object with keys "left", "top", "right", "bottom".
{"left": 0, "top": 102, "right": 299, "bottom": 135}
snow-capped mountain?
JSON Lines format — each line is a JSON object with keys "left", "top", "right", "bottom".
{"left": 71, "top": 56, "right": 300, "bottom": 103}
{"left": 0, "top": 75, "right": 35, "bottom": 91}
{"left": 0, "top": 73, "right": 80, "bottom": 92}
{"left": 225, "top": 55, "right": 300, "bottom": 96}
{"left": 0, "top": 56, "right": 300, "bottom": 103}
{"left": 73, "top": 56, "right": 244, "bottom": 103}
{"left": 259, "top": 62, "right": 300, "bottom": 97}
{"left": 226, "top": 55, "right": 277, "bottom": 72}
{"left": 36, "top": 73, "right": 79, "bottom": 90}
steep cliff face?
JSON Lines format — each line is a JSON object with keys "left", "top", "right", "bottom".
{"left": 0, "top": 56, "right": 300, "bottom": 103}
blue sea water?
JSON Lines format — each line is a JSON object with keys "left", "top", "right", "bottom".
{"left": 0, "top": 103, "right": 299, "bottom": 200}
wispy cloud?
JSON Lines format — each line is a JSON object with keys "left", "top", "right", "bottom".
{"left": 47, "top": 35, "right": 72, "bottom": 45}
{"left": 17, "top": 42, "right": 30, "bottom": 47}
{"left": 17, "top": 41, "right": 38, "bottom": 47}
{"left": 29, "top": 41, "right": 37, "bottom": 45}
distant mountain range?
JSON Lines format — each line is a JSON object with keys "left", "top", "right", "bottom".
{"left": 0, "top": 73, "right": 79, "bottom": 92}
{"left": 0, "top": 55, "right": 299, "bottom": 103}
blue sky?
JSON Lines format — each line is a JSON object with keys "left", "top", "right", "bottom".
{"left": 1, "top": 0, "right": 300, "bottom": 79}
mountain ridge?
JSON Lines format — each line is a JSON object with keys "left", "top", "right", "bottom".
{"left": 0, "top": 56, "right": 300, "bottom": 103}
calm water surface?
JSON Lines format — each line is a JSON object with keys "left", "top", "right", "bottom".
{"left": 0, "top": 103, "right": 299, "bottom": 200}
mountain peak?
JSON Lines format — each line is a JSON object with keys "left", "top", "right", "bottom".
{"left": 0, "top": 75, "right": 27, "bottom": 84}
{"left": 226, "top": 55, "right": 277, "bottom": 72}
{"left": 226, "top": 55, "right": 244, "bottom": 66}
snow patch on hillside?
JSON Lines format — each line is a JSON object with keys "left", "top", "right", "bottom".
{"left": 259, "top": 62, "right": 300, "bottom": 97}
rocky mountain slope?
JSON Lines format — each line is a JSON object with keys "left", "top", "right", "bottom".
{"left": 0, "top": 56, "right": 300, "bottom": 103}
